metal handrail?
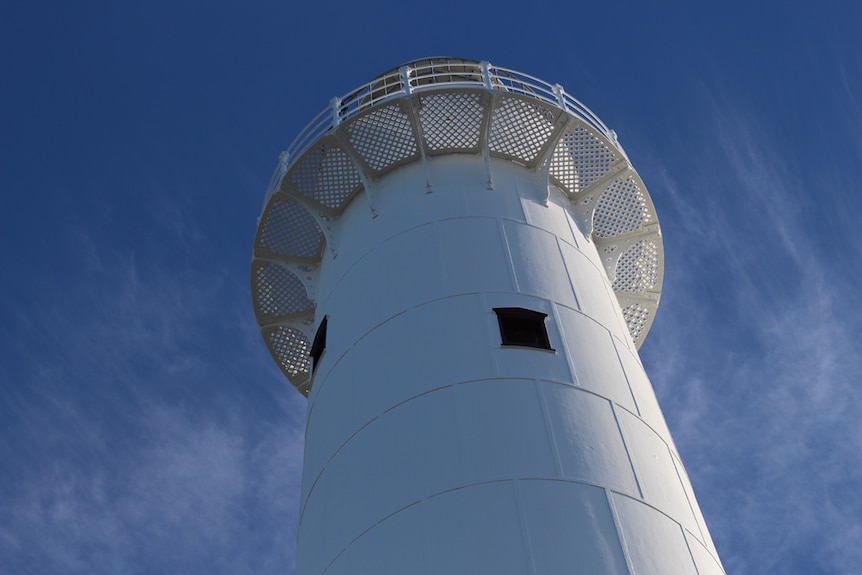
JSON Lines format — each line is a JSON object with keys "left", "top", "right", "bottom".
{"left": 276, "top": 60, "right": 622, "bottom": 193}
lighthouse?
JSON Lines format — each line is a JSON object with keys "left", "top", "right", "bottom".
{"left": 251, "top": 58, "right": 724, "bottom": 575}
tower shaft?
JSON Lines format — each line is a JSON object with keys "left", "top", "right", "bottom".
{"left": 297, "top": 156, "right": 720, "bottom": 575}
{"left": 251, "top": 59, "right": 725, "bottom": 575}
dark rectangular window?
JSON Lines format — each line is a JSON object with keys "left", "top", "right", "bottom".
{"left": 494, "top": 307, "right": 553, "bottom": 351}
{"left": 310, "top": 316, "right": 327, "bottom": 372}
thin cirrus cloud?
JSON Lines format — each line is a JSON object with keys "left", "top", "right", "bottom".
{"left": 1, "top": 399, "right": 304, "bottom": 574}
{"left": 640, "top": 101, "right": 862, "bottom": 574}
{"left": 0, "top": 222, "right": 306, "bottom": 574}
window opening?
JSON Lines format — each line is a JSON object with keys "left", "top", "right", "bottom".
{"left": 494, "top": 307, "right": 553, "bottom": 350}
{"left": 310, "top": 316, "right": 328, "bottom": 372}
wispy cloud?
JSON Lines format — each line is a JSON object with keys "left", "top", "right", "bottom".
{"left": 1, "top": 400, "right": 304, "bottom": 574}
{"left": 641, "top": 97, "right": 862, "bottom": 574}
{"left": 0, "top": 211, "right": 306, "bottom": 574}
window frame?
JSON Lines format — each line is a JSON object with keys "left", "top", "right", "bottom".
{"left": 493, "top": 307, "right": 554, "bottom": 351}
{"left": 309, "top": 316, "right": 328, "bottom": 372}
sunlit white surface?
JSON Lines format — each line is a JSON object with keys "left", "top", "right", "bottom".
{"left": 296, "top": 155, "right": 722, "bottom": 574}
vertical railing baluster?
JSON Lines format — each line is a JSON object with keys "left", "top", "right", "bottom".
{"left": 400, "top": 65, "right": 412, "bottom": 95}
{"left": 331, "top": 97, "right": 342, "bottom": 127}
{"left": 481, "top": 61, "right": 493, "bottom": 90}
{"left": 553, "top": 84, "right": 568, "bottom": 112}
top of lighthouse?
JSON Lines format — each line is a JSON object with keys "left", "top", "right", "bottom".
{"left": 252, "top": 58, "right": 664, "bottom": 394}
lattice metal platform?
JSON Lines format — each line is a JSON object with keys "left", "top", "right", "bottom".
{"left": 252, "top": 58, "right": 664, "bottom": 394}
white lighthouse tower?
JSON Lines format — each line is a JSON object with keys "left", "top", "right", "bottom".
{"left": 252, "top": 58, "right": 724, "bottom": 575}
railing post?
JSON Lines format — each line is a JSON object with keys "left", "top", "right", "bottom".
{"left": 330, "top": 97, "right": 342, "bottom": 127}
{"left": 400, "top": 65, "right": 412, "bottom": 95}
{"left": 553, "top": 84, "right": 568, "bottom": 112}
{"left": 480, "top": 61, "right": 493, "bottom": 89}
{"left": 263, "top": 150, "right": 291, "bottom": 206}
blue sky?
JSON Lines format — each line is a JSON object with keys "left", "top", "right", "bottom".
{"left": 1, "top": 2, "right": 859, "bottom": 573}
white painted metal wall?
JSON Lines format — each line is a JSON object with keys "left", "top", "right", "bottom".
{"left": 296, "top": 155, "right": 723, "bottom": 575}
{"left": 251, "top": 58, "right": 725, "bottom": 575}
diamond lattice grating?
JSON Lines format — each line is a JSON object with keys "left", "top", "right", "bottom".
{"left": 257, "top": 70, "right": 670, "bottom": 388}
{"left": 549, "top": 125, "right": 617, "bottom": 193}
{"left": 290, "top": 143, "right": 363, "bottom": 210}
{"left": 346, "top": 104, "right": 418, "bottom": 171}
{"left": 621, "top": 302, "right": 652, "bottom": 345}
{"left": 253, "top": 261, "right": 314, "bottom": 321}
{"left": 256, "top": 196, "right": 325, "bottom": 259}
{"left": 489, "top": 97, "right": 557, "bottom": 162}
{"left": 612, "top": 240, "right": 660, "bottom": 294}
{"left": 267, "top": 326, "right": 310, "bottom": 377}
{"left": 593, "top": 177, "right": 653, "bottom": 239}
{"left": 418, "top": 92, "right": 484, "bottom": 151}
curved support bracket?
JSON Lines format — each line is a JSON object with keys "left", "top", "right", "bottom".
{"left": 532, "top": 113, "right": 574, "bottom": 171}
{"left": 259, "top": 309, "right": 316, "bottom": 338}
{"left": 594, "top": 223, "right": 660, "bottom": 283}
{"left": 534, "top": 115, "right": 577, "bottom": 206}
{"left": 569, "top": 159, "right": 632, "bottom": 240}
{"left": 479, "top": 91, "right": 498, "bottom": 190}
{"left": 331, "top": 129, "right": 379, "bottom": 218}
{"left": 273, "top": 188, "right": 339, "bottom": 259}
{"left": 402, "top": 87, "right": 434, "bottom": 194}
{"left": 254, "top": 254, "right": 320, "bottom": 296}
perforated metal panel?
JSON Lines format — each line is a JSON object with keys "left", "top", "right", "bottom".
{"left": 252, "top": 261, "right": 314, "bottom": 322}
{"left": 418, "top": 92, "right": 484, "bottom": 151}
{"left": 346, "top": 104, "right": 418, "bottom": 171}
{"left": 612, "top": 240, "right": 660, "bottom": 294}
{"left": 290, "top": 143, "right": 363, "bottom": 210}
{"left": 549, "top": 124, "right": 617, "bottom": 194}
{"left": 620, "top": 302, "right": 652, "bottom": 346}
{"left": 255, "top": 196, "right": 325, "bottom": 259}
{"left": 489, "top": 97, "right": 557, "bottom": 162}
{"left": 266, "top": 326, "right": 311, "bottom": 378}
{"left": 593, "top": 177, "right": 654, "bottom": 239}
